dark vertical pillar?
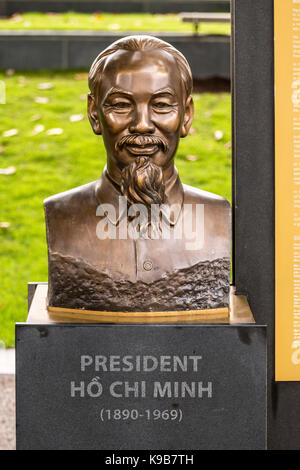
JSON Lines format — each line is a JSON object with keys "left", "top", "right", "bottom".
{"left": 0, "top": 1, "right": 7, "bottom": 16}
{"left": 232, "top": 0, "right": 275, "bottom": 308}
{"left": 232, "top": 0, "right": 300, "bottom": 449}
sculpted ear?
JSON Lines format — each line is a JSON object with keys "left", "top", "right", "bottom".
{"left": 180, "top": 95, "right": 194, "bottom": 138}
{"left": 87, "top": 93, "right": 102, "bottom": 135}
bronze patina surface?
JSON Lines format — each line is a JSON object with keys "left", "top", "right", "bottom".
{"left": 44, "top": 35, "right": 231, "bottom": 313}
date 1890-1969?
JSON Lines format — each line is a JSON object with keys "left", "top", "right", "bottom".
{"left": 100, "top": 408, "right": 183, "bottom": 422}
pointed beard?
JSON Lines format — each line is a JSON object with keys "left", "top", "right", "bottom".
{"left": 121, "top": 156, "right": 165, "bottom": 207}
{"left": 121, "top": 156, "right": 165, "bottom": 236}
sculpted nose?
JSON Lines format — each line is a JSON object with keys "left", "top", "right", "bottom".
{"left": 129, "top": 105, "right": 155, "bottom": 134}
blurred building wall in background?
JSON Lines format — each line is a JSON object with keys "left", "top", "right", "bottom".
{"left": 0, "top": 0, "right": 230, "bottom": 16}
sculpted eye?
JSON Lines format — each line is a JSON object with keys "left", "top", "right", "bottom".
{"left": 112, "top": 101, "right": 131, "bottom": 109}
{"left": 152, "top": 100, "right": 174, "bottom": 112}
{"left": 153, "top": 102, "right": 171, "bottom": 108}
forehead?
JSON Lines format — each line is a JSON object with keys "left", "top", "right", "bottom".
{"left": 99, "top": 49, "right": 182, "bottom": 97}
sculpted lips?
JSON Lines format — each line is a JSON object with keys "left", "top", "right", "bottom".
{"left": 115, "top": 134, "right": 169, "bottom": 156}
{"left": 126, "top": 144, "right": 158, "bottom": 156}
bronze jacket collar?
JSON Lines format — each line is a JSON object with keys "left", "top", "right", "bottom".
{"left": 95, "top": 166, "right": 184, "bottom": 226}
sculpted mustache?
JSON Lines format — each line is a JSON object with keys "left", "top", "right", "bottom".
{"left": 115, "top": 134, "right": 169, "bottom": 153}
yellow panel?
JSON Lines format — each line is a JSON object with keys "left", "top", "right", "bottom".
{"left": 275, "top": 0, "right": 300, "bottom": 380}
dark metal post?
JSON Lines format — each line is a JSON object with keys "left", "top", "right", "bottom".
{"left": 232, "top": 0, "right": 300, "bottom": 449}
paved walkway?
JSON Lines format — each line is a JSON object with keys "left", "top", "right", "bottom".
{"left": 0, "top": 374, "right": 15, "bottom": 450}
{"left": 0, "top": 349, "right": 16, "bottom": 450}
{"left": 0, "top": 348, "right": 15, "bottom": 375}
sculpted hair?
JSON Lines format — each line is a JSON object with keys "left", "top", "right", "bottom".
{"left": 88, "top": 35, "right": 193, "bottom": 101}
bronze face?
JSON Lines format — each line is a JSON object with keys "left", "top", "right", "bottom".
{"left": 88, "top": 48, "right": 194, "bottom": 184}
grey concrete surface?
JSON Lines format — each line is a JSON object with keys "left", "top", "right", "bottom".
{"left": 0, "top": 349, "right": 15, "bottom": 375}
{"left": 0, "top": 374, "right": 15, "bottom": 451}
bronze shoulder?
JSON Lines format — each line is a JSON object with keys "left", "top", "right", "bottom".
{"left": 44, "top": 181, "right": 98, "bottom": 251}
{"left": 182, "top": 183, "right": 231, "bottom": 209}
{"left": 44, "top": 181, "right": 98, "bottom": 213}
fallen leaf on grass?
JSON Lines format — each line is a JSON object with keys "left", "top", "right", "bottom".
{"left": 0, "top": 222, "right": 10, "bottom": 228}
{"left": 108, "top": 23, "right": 120, "bottom": 30}
{"left": 46, "top": 128, "right": 63, "bottom": 136}
{"left": 40, "top": 144, "right": 48, "bottom": 150}
{"left": 5, "top": 69, "right": 15, "bottom": 77}
{"left": 30, "top": 124, "right": 45, "bottom": 136}
{"left": 30, "top": 114, "right": 42, "bottom": 121}
{"left": 35, "top": 97, "right": 49, "bottom": 104}
{"left": 10, "top": 13, "right": 23, "bottom": 22}
{"left": 189, "top": 128, "right": 197, "bottom": 135}
{"left": 37, "top": 82, "right": 53, "bottom": 90}
{"left": 18, "top": 76, "right": 28, "bottom": 87}
{"left": 186, "top": 155, "right": 198, "bottom": 161}
{"left": 225, "top": 141, "right": 232, "bottom": 149}
{"left": 214, "top": 130, "right": 224, "bottom": 141}
{"left": 74, "top": 73, "right": 89, "bottom": 80}
{"left": 0, "top": 146, "right": 5, "bottom": 154}
{"left": 0, "top": 166, "right": 16, "bottom": 175}
{"left": 2, "top": 129, "right": 18, "bottom": 137}
{"left": 70, "top": 114, "right": 84, "bottom": 122}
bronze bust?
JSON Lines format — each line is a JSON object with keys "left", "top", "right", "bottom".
{"left": 44, "top": 35, "right": 231, "bottom": 313}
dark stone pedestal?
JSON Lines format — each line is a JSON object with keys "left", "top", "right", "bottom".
{"left": 16, "top": 322, "right": 267, "bottom": 450}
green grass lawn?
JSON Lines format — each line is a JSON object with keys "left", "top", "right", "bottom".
{"left": 0, "top": 70, "right": 231, "bottom": 347}
{"left": 0, "top": 12, "right": 230, "bottom": 34}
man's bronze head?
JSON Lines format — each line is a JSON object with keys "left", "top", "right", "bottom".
{"left": 87, "top": 35, "right": 194, "bottom": 206}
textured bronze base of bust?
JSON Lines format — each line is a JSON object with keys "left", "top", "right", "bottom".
{"left": 48, "top": 253, "right": 230, "bottom": 312}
